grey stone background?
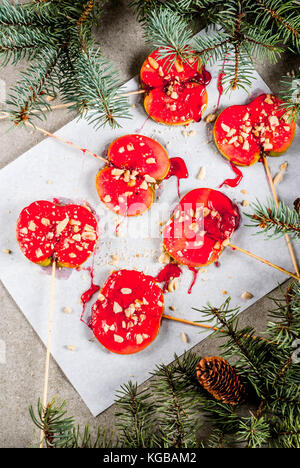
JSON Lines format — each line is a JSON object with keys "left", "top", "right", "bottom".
{"left": 0, "top": 0, "right": 299, "bottom": 448}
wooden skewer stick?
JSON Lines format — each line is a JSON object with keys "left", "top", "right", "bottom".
{"left": 228, "top": 242, "right": 300, "bottom": 281}
{"left": 24, "top": 121, "right": 108, "bottom": 164}
{"left": 262, "top": 154, "right": 299, "bottom": 278}
{"left": 162, "top": 314, "right": 223, "bottom": 332}
{"left": 40, "top": 261, "right": 56, "bottom": 448}
{"left": 0, "top": 89, "right": 146, "bottom": 122}
{"left": 162, "top": 314, "right": 267, "bottom": 342}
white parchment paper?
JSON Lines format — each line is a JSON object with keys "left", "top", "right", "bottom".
{"left": 0, "top": 56, "right": 299, "bottom": 415}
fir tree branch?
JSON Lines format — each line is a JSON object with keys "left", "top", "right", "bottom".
{"left": 245, "top": 199, "right": 300, "bottom": 240}
{"left": 280, "top": 67, "right": 300, "bottom": 122}
{"left": 250, "top": 0, "right": 300, "bottom": 51}
{"left": 237, "top": 415, "right": 271, "bottom": 448}
{"left": 143, "top": 7, "right": 194, "bottom": 65}
{"left": 5, "top": 46, "right": 60, "bottom": 125}
{"left": 115, "top": 382, "right": 156, "bottom": 448}
{"left": 60, "top": 48, "right": 131, "bottom": 129}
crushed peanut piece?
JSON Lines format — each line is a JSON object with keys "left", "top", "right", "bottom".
{"left": 241, "top": 291, "right": 253, "bottom": 300}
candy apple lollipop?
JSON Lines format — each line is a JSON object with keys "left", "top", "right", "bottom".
{"left": 140, "top": 50, "right": 210, "bottom": 125}
{"left": 16, "top": 200, "right": 98, "bottom": 267}
{"left": 90, "top": 269, "right": 164, "bottom": 354}
{"left": 96, "top": 134, "right": 171, "bottom": 216}
{"left": 214, "top": 94, "right": 296, "bottom": 166}
{"left": 16, "top": 199, "right": 99, "bottom": 447}
{"left": 163, "top": 188, "right": 240, "bottom": 268}
{"left": 161, "top": 188, "right": 299, "bottom": 289}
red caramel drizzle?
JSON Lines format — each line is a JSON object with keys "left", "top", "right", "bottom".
{"left": 198, "top": 67, "right": 212, "bottom": 87}
{"left": 165, "top": 157, "right": 189, "bottom": 198}
{"left": 187, "top": 266, "right": 199, "bottom": 294}
{"left": 216, "top": 72, "right": 226, "bottom": 112}
{"left": 219, "top": 161, "right": 243, "bottom": 188}
{"left": 156, "top": 264, "right": 182, "bottom": 292}
{"left": 80, "top": 266, "right": 100, "bottom": 326}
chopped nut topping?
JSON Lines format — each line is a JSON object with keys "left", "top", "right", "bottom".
{"left": 69, "top": 253, "right": 77, "bottom": 258}
{"left": 66, "top": 344, "right": 77, "bottom": 351}
{"left": 63, "top": 306, "right": 72, "bottom": 314}
{"left": 136, "top": 334, "right": 144, "bottom": 345}
{"left": 205, "top": 113, "right": 217, "bottom": 123}
{"left": 82, "top": 231, "right": 96, "bottom": 241}
{"left": 159, "top": 252, "right": 170, "bottom": 264}
{"left": 98, "top": 293, "right": 105, "bottom": 301}
{"left": 35, "top": 248, "right": 43, "bottom": 258}
{"left": 226, "top": 128, "right": 236, "bottom": 138}
{"left": 121, "top": 288, "right": 132, "bottom": 295}
{"left": 168, "top": 278, "right": 179, "bottom": 293}
{"left": 264, "top": 95, "right": 273, "bottom": 105}
{"left": 112, "top": 168, "right": 124, "bottom": 176}
{"left": 221, "top": 123, "right": 231, "bottom": 133}
{"left": 197, "top": 167, "right": 206, "bottom": 180}
{"left": 144, "top": 174, "right": 156, "bottom": 183}
{"left": 2, "top": 248, "right": 11, "bottom": 254}
{"left": 242, "top": 140, "right": 250, "bottom": 151}
{"left": 114, "top": 334, "right": 124, "bottom": 343}
{"left": 148, "top": 56, "right": 159, "bottom": 70}
{"left": 181, "top": 332, "right": 188, "bottom": 343}
{"left": 28, "top": 221, "right": 37, "bottom": 231}
{"left": 146, "top": 157, "right": 156, "bottom": 164}
{"left": 273, "top": 171, "right": 284, "bottom": 185}
{"left": 41, "top": 218, "right": 50, "bottom": 226}
{"left": 127, "top": 143, "right": 134, "bottom": 151}
{"left": 241, "top": 291, "right": 253, "bottom": 300}
{"left": 104, "top": 195, "right": 111, "bottom": 203}
{"left": 56, "top": 216, "right": 69, "bottom": 235}
{"left": 113, "top": 302, "right": 122, "bottom": 314}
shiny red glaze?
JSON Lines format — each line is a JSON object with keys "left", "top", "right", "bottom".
{"left": 81, "top": 283, "right": 100, "bottom": 306}
{"left": 163, "top": 188, "right": 240, "bottom": 267}
{"left": 214, "top": 94, "right": 296, "bottom": 166}
{"left": 91, "top": 270, "right": 164, "bottom": 354}
{"left": 140, "top": 50, "right": 209, "bottom": 125}
{"left": 96, "top": 134, "right": 170, "bottom": 217}
{"left": 219, "top": 161, "right": 243, "bottom": 188}
{"left": 165, "top": 157, "right": 189, "bottom": 198}
{"left": 16, "top": 200, "right": 98, "bottom": 267}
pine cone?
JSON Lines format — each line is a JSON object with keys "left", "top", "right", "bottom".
{"left": 293, "top": 198, "right": 300, "bottom": 214}
{"left": 196, "top": 356, "right": 246, "bottom": 405}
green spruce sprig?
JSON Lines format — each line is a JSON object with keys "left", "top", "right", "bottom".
{"left": 142, "top": 3, "right": 283, "bottom": 92}
{"left": 280, "top": 67, "right": 300, "bottom": 122}
{"left": 0, "top": 0, "right": 131, "bottom": 128}
{"left": 245, "top": 199, "right": 300, "bottom": 240}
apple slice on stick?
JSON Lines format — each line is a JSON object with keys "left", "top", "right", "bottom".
{"left": 162, "top": 188, "right": 300, "bottom": 282}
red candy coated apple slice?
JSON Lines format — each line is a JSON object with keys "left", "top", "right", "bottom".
{"left": 90, "top": 269, "right": 164, "bottom": 354}
{"left": 163, "top": 189, "right": 240, "bottom": 267}
{"left": 214, "top": 94, "right": 296, "bottom": 166}
{"left": 96, "top": 134, "right": 170, "bottom": 216}
{"left": 140, "top": 50, "right": 209, "bottom": 125}
{"left": 16, "top": 200, "right": 98, "bottom": 268}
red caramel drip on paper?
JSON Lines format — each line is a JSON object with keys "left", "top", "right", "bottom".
{"left": 156, "top": 263, "right": 182, "bottom": 292}
{"left": 187, "top": 266, "right": 199, "bottom": 294}
{"left": 219, "top": 161, "right": 243, "bottom": 188}
{"left": 216, "top": 72, "right": 226, "bottom": 112}
{"left": 165, "top": 157, "right": 189, "bottom": 198}
{"left": 80, "top": 266, "right": 100, "bottom": 326}
{"left": 214, "top": 261, "right": 220, "bottom": 268}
